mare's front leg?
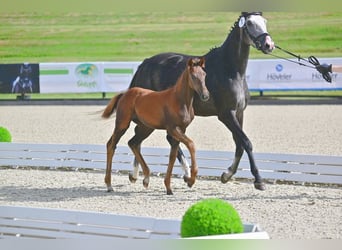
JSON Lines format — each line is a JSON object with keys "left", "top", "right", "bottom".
{"left": 218, "top": 110, "right": 265, "bottom": 190}
{"left": 220, "top": 110, "right": 244, "bottom": 183}
{"left": 105, "top": 128, "right": 127, "bottom": 192}
{"left": 169, "top": 127, "right": 198, "bottom": 188}
{"left": 128, "top": 125, "right": 154, "bottom": 188}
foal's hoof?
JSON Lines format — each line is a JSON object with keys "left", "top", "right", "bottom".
{"left": 106, "top": 186, "right": 114, "bottom": 192}
{"left": 142, "top": 177, "right": 149, "bottom": 188}
{"left": 221, "top": 171, "right": 234, "bottom": 184}
{"left": 254, "top": 182, "right": 266, "bottom": 191}
{"left": 128, "top": 173, "right": 137, "bottom": 183}
{"left": 183, "top": 176, "right": 195, "bottom": 188}
{"left": 166, "top": 190, "right": 173, "bottom": 195}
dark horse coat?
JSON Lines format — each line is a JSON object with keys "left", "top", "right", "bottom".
{"left": 128, "top": 12, "right": 275, "bottom": 190}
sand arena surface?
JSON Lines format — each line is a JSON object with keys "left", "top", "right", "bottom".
{"left": 0, "top": 104, "right": 341, "bottom": 239}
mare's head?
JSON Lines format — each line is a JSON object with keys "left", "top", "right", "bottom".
{"left": 239, "top": 12, "right": 274, "bottom": 54}
{"left": 187, "top": 57, "right": 209, "bottom": 102}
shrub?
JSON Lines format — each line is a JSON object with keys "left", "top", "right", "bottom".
{"left": 180, "top": 198, "right": 243, "bottom": 238}
{"left": 0, "top": 127, "right": 12, "bottom": 142}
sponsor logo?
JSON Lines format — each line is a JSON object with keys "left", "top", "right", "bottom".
{"left": 75, "top": 63, "right": 99, "bottom": 88}
{"left": 275, "top": 64, "right": 283, "bottom": 72}
{"left": 312, "top": 72, "right": 338, "bottom": 82}
{"left": 266, "top": 64, "right": 292, "bottom": 81}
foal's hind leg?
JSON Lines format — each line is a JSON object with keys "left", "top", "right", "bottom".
{"left": 105, "top": 127, "right": 128, "bottom": 192}
{"left": 128, "top": 125, "right": 154, "bottom": 188}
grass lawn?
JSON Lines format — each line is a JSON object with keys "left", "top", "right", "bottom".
{"left": 0, "top": 12, "right": 341, "bottom": 99}
{"left": 0, "top": 12, "right": 341, "bottom": 63}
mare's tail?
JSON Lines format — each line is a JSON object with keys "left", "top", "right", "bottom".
{"left": 102, "top": 93, "right": 124, "bottom": 118}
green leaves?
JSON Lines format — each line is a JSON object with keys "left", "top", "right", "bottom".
{"left": 0, "top": 127, "right": 12, "bottom": 142}
{"left": 181, "top": 198, "right": 243, "bottom": 238}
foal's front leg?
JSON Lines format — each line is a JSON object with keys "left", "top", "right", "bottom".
{"left": 167, "top": 135, "right": 191, "bottom": 179}
{"left": 164, "top": 136, "right": 180, "bottom": 195}
{"left": 169, "top": 127, "right": 198, "bottom": 188}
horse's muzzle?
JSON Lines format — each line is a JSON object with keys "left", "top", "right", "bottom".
{"left": 260, "top": 35, "right": 275, "bottom": 54}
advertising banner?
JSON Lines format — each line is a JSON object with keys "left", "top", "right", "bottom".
{"left": 38, "top": 58, "right": 342, "bottom": 94}
{"left": 246, "top": 58, "right": 342, "bottom": 91}
{"left": 102, "top": 62, "right": 140, "bottom": 92}
{"left": 39, "top": 62, "right": 140, "bottom": 93}
{"left": 39, "top": 62, "right": 104, "bottom": 93}
{"left": 0, "top": 63, "right": 40, "bottom": 94}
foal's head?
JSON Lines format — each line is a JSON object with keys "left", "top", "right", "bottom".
{"left": 187, "top": 57, "right": 209, "bottom": 102}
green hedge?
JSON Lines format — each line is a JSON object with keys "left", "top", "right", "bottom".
{"left": 0, "top": 127, "right": 12, "bottom": 142}
{"left": 181, "top": 198, "right": 243, "bottom": 238}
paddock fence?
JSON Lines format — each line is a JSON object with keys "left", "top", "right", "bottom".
{"left": 0, "top": 142, "right": 341, "bottom": 186}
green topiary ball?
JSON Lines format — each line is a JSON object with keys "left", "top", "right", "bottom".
{"left": 0, "top": 127, "right": 12, "bottom": 142}
{"left": 181, "top": 198, "right": 243, "bottom": 238}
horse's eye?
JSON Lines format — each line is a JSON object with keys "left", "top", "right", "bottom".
{"left": 247, "top": 20, "right": 253, "bottom": 26}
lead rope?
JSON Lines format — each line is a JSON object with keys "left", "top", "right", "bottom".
{"left": 268, "top": 45, "right": 332, "bottom": 83}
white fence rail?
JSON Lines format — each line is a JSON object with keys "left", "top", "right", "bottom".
{"left": 0, "top": 206, "right": 269, "bottom": 239}
{"left": 0, "top": 143, "right": 341, "bottom": 186}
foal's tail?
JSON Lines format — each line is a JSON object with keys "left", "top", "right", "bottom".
{"left": 102, "top": 93, "right": 124, "bottom": 118}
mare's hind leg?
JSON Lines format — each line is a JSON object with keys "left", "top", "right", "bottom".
{"left": 129, "top": 158, "right": 139, "bottom": 183}
{"left": 105, "top": 127, "right": 128, "bottom": 192}
{"left": 128, "top": 124, "right": 154, "bottom": 188}
{"left": 218, "top": 110, "right": 265, "bottom": 190}
{"left": 167, "top": 135, "right": 190, "bottom": 180}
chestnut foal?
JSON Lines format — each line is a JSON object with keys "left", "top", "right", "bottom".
{"left": 102, "top": 57, "right": 208, "bottom": 194}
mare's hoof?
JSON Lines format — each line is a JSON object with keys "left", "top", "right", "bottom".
{"left": 221, "top": 171, "right": 234, "bottom": 184}
{"left": 107, "top": 186, "right": 114, "bottom": 192}
{"left": 143, "top": 177, "right": 149, "bottom": 188}
{"left": 254, "top": 182, "right": 266, "bottom": 191}
{"left": 166, "top": 190, "right": 174, "bottom": 195}
{"left": 128, "top": 173, "right": 137, "bottom": 183}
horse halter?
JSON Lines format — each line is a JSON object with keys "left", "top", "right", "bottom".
{"left": 239, "top": 12, "right": 269, "bottom": 52}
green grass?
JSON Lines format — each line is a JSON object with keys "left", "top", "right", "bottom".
{"left": 0, "top": 12, "right": 341, "bottom": 63}
{"left": 0, "top": 12, "right": 341, "bottom": 99}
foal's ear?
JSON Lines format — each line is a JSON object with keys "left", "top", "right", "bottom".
{"left": 199, "top": 57, "right": 205, "bottom": 68}
{"left": 187, "top": 58, "right": 194, "bottom": 68}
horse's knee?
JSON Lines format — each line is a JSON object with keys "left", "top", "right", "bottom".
{"left": 186, "top": 141, "right": 196, "bottom": 155}
{"left": 243, "top": 139, "right": 253, "bottom": 152}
